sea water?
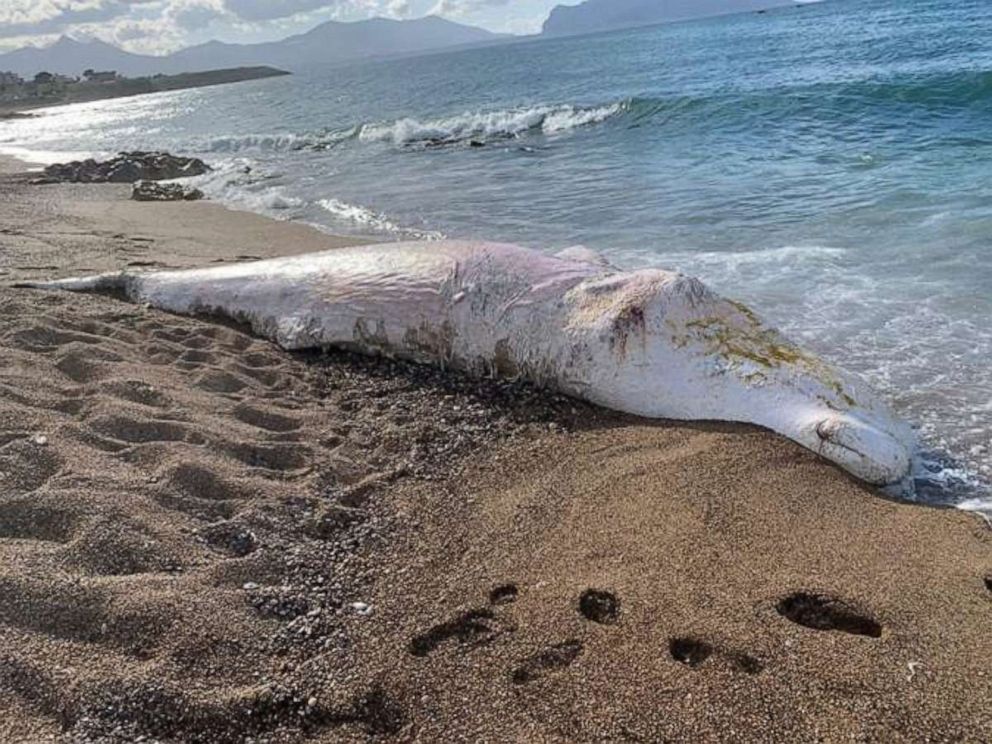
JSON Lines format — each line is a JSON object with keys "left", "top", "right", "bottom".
{"left": 2, "top": 0, "right": 989, "bottom": 512}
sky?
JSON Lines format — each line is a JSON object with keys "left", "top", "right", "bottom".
{"left": 0, "top": 0, "right": 576, "bottom": 55}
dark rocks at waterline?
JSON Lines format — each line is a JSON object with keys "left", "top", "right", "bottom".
{"left": 42, "top": 151, "right": 211, "bottom": 184}
{"left": 132, "top": 180, "right": 204, "bottom": 202}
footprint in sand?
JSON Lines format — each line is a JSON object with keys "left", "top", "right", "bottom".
{"left": 488, "top": 584, "right": 519, "bottom": 606}
{"left": 776, "top": 592, "right": 882, "bottom": 638}
{"left": 512, "top": 640, "right": 584, "bottom": 685}
{"left": 0, "top": 495, "right": 77, "bottom": 543}
{"left": 0, "top": 439, "right": 62, "bottom": 492}
{"left": 668, "top": 637, "right": 764, "bottom": 675}
{"left": 233, "top": 403, "right": 302, "bottom": 433}
{"left": 9, "top": 325, "right": 103, "bottom": 352}
{"left": 177, "top": 349, "right": 219, "bottom": 368}
{"left": 180, "top": 335, "right": 213, "bottom": 351}
{"left": 194, "top": 369, "right": 250, "bottom": 394}
{"left": 669, "top": 637, "right": 713, "bottom": 669}
{"left": 60, "top": 521, "right": 178, "bottom": 577}
{"left": 223, "top": 442, "right": 311, "bottom": 473}
{"left": 729, "top": 651, "right": 765, "bottom": 675}
{"left": 87, "top": 414, "right": 190, "bottom": 445}
{"left": 55, "top": 347, "right": 124, "bottom": 383}
{"left": 408, "top": 609, "right": 508, "bottom": 657}
{"left": 578, "top": 588, "right": 620, "bottom": 625}
{"left": 98, "top": 380, "right": 172, "bottom": 409}
{"left": 155, "top": 461, "right": 252, "bottom": 521}
{"left": 0, "top": 574, "right": 167, "bottom": 655}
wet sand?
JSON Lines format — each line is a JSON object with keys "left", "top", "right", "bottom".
{"left": 0, "top": 160, "right": 989, "bottom": 742}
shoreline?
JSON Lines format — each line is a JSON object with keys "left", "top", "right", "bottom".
{"left": 0, "top": 67, "right": 290, "bottom": 119}
{"left": 0, "top": 160, "right": 990, "bottom": 741}
{"left": 6, "top": 149, "right": 988, "bottom": 516}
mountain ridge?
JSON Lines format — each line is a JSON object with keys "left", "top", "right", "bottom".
{"left": 0, "top": 16, "right": 503, "bottom": 78}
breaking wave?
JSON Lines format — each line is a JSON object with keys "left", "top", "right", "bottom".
{"left": 358, "top": 101, "right": 626, "bottom": 146}
{"left": 186, "top": 158, "right": 305, "bottom": 216}
{"left": 194, "top": 67, "right": 992, "bottom": 156}
{"left": 317, "top": 198, "right": 444, "bottom": 240}
{"left": 198, "top": 100, "right": 630, "bottom": 153}
{"left": 199, "top": 127, "right": 361, "bottom": 153}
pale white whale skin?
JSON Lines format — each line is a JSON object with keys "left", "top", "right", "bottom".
{"left": 21, "top": 240, "right": 915, "bottom": 487}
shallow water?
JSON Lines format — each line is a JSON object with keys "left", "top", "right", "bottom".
{"left": 2, "top": 0, "right": 990, "bottom": 510}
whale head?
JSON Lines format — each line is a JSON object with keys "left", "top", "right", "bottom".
{"left": 800, "top": 410, "right": 913, "bottom": 487}
{"left": 563, "top": 269, "right": 915, "bottom": 488}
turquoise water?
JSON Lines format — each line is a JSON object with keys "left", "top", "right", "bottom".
{"left": 2, "top": 0, "right": 990, "bottom": 509}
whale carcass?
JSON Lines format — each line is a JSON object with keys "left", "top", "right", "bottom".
{"left": 21, "top": 240, "right": 915, "bottom": 487}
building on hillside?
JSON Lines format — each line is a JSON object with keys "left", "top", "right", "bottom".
{"left": 83, "top": 69, "right": 119, "bottom": 83}
{"left": 0, "top": 71, "right": 23, "bottom": 88}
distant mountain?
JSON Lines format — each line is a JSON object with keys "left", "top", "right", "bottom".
{"left": 168, "top": 16, "right": 503, "bottom": 73}
{"left": 0, "top": 36, "right": 165, "bottom": 78}
{"left": 0, "top": 16, "right": 504, "bottom": 78}
{"left": 543, "top": 0, "right": 795, "bottom": 36}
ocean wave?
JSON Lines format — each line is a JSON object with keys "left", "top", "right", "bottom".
{"left": 194, "top": 98, "right": 665, "bottom": 155}
{"left": 318, "top": 198, "right": 444, "bottom": 240}
{"left": 200, "top": 128, "right": 360, "bottom": 153}
{"left": 358, "top": 102, "right": 625, "bottom": 147}
{"left": 188, "top": 158, "right": 304, "bottom": 214}
{"left": 914, "top": 450, "right": 991, "bottom": 518}
{"left": 199, "top": 101, "right": 631, "bottom": 155}
{"left": 837, "top": 68, "right": 992, "bottom": 107}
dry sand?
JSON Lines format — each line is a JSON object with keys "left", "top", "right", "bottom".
{"left": 0, "top": 159, "right": 990, "bottom": 742}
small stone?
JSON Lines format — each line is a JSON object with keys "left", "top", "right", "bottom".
{"left": 350, "top": 601, "right": 372, "bottom": 615}
{"left": 132, "top": 180, "right": 204, "bottom": 202}
{"left": 32, "top": 434, "right": 48, "bottom": 446}
{"left": 243, "top": 582, "right": 259, "bottom": 591}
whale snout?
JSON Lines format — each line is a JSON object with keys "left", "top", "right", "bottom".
{"left": 810, "top": 414, "right": 911, "bottom": 486}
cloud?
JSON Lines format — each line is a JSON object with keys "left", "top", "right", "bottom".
{"left": 220, "top": 0, "right": 424, "bottom": 23}
{"left": 0, "top": 0, "right": 233, "bottom": 51}
{"left": 0, "top": 1, "right": 161, "bottom": 37}
{"left": 429, "top": 0, "right": 511, "bottom": 18}
{"left": 0, "top": 0, "right": 547, "bottom": 54}
{"left": 169, "top": 0, "right": 227, "bottom": 28}
{"left": 428, "top": 0, "right": 554, "bottom": 33}
{"left": 222, "top": 0, "right": 338, "bottom": 22}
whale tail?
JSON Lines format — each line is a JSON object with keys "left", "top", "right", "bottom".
{"left": 14, "top": 272, "right": 129, "bottom": 294}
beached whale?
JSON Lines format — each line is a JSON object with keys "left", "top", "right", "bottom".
{"left": 21, "top": 240, "right": 914, "bottom": 487}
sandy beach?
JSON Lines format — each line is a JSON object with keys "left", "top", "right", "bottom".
{"left": 0, "top": 158, "right": 990, "bottom": 742}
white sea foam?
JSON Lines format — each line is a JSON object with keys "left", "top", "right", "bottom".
{"left": 627, "top": 242, "right": 992, "bottom": 515}
{"left": 186, "top": 158, "right": 304, "bottom": 215}
{"left": 318, "top": 198, "right": 443, "bottom": 240}
{"left": 359, "top": 102, "right": 625, "bottom": 146}
{"left": 190, "top": 102, "right": 624, "bottom": 154}
{"left": 201, "top": 127, "right": 360, "bottom": 153}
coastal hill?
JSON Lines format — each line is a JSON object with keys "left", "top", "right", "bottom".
{"left": 543, "top": 0, "right": 796, "bottom": 36}
{"left": 168, "top": 16, "right": 503, "bottom": 73}
{"left": 0, "top": 36, "right": 165, "bottom": 79}
{"left": 0, "top": 67, "right": 290, "bottom": 115}
{"left": 0, "top": 16, "right": 503, "bottom": 78}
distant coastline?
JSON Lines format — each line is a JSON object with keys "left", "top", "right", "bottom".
{"left": 0, "top": 66, "right": 289, "bottom": 116}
